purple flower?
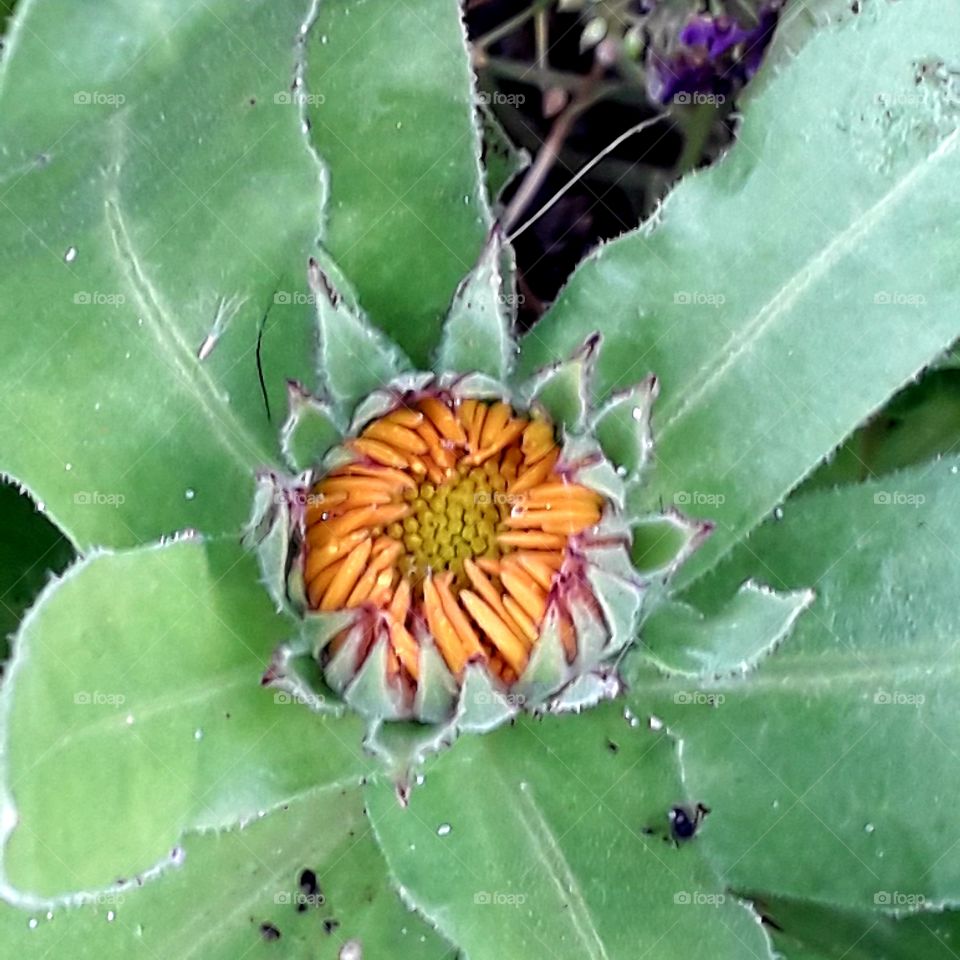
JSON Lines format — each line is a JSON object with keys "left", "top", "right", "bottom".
{"left": 648, "top": 3, "right": 783, "bottom": 105}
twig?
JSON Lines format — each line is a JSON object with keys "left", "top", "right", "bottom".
{"left": 507, "top": 112, "right": 668, "bottom": 242}
{"left": 501, "top": 65, "right": 603, "bottom": 233}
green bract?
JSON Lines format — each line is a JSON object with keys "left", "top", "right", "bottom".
{"left": 247, "top": 236, "right": 705, "bottom": 741}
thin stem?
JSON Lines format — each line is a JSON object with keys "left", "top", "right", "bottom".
{"left": 474, "top": 0, "right": 551, "bottom": 52}
{"left": 501, "top": 65, "right": 603, "bottom": 233}
{"left": 506, "top": 112, "right": 668, "bottom": 242}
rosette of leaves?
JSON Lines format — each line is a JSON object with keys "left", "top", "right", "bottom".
{"left": 1, "top": 2, "right": 960, "bottom": 959}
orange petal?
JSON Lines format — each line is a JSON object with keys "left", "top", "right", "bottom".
{"left": 500, "top": 565, "right": 547, "bottom": 622}
{"left": 521, "top": 419, "right": 555, "bottom": 464}
{"left": 362, "top": 420, "right": 429, "bottom": 455}
{"left": 503, "top": 595, "right": 538, "bottom": 643}
{"left": 497, "top": 531, "right": 568, "bottom": 550}
{"left": 333, "top": 463, "right": 417, "bottom": 490}
{"left": 460, "top": 590, "right": 528, "bottom": 675}
{"left": 423, "top": 577, "right": 468, "bottom": 675}
{"left": 513, "top": 552, "right": 561, "bottom": 591}
{"left": 348, "top": 437, "right": 410, "bottom": 469}
{"left": 383, "top": 408, "right": 425, "bottom": 429}
{"left": 510, "top": 448, "right": 561, "bottom": 495}
{"left": 480, "top": 402, "right": 511, "bottom": 449}
{"left": 435, "top": 578, "right": 485, "bottom": 660}
{"left": 389, "top": 578, "right": 412, "bottom": 624}
{"left": 389, "top": 621, "right": 420, "bottom": 680}
{"left": 320, "top": 538, "right": 374, "bottom": 611}
{"left": 419, "top": 397, "right": 467, "bottom": 445}
{"left": 304, "top": 529, "right": 370, "bottom": 581}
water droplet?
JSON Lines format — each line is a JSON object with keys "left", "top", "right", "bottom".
{"left": 320, "top": 34, "right": 328, "bottom": 44}
{"left": 94, "top": 402, "right": 101, "bottom": 412}
{"left": 864, "top": 822, "right": 875, "bottom": 834}
{"left": 28, "top": 918, "right": 38, "bottom": 929}
{"left": 436, "top": 823, "right": 451, "bottom": 837}
{"left": 951, "top": 465, "right": 958, "bottom": 475}
{"left": 415, "top": 773, "right": 424, "bottom": 786}
{"left": 648, "top": 714, "right": 664, "bottom": 731}
{"left": 106, "top": 911, "right": 115, "bottom": 923}
{"left": 125, "top": 714, "right": 134, "bottom": 725}
{"left": 615, "top": 464, "right": 628, "bottom": 477}
{"left": 64, "top": 463, "right": 72, "bottom": 471}
{"left": 64, "top": 247, "right": 77, "bottom": 263}
{"left": 184, "top": 488, "right": 195, "bottom": 501}
{"left": 193, "top": 728, "right": 203, "bottom": 741}
{"left": 46, "top": 911, "right": 53, "bottom": 921}
{"left": 773, "top": 507, "right": 784, "bottom": 521}
{"left": 631, "top": 406, "right": 645, "bottom": 422}
{"left": 339, "top": 939, "right": 362, "bottom": 960}
{"left": 171, "top": 846, "right": 185, "bottom": 865}
{"left": 396, "top": 121, "right": 403, "bottom": 130}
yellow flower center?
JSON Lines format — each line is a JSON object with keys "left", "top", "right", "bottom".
{"left": 303, "top": 395, "right": 603, "bottom": 687}
{"left": 393, "top": 464, "right": 513, "bottom": 588}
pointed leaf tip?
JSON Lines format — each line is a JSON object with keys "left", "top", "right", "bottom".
{"left": 437, "top": 226, "right": 516, "bottom": 382}
{"left": 592, "top": 374, "right": 659, "bottom": 481}
{"left": 279, "top": 380, "right": 342, "bottom": 472}
{"left": 523, "top": 332, "right": 602, "bottom": 434}
{"left": 308, "top": 255, "right": 409, "bottom": 413}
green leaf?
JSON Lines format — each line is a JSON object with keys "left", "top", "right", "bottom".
{"left": 640, "top": 581, "right": 814, "bottom": 677}
{"left": 437, "top": 228, "right": 515, "bottom": 382}
{"left": 0, "top": 483, "right": 73, "bottom": 667}
{"left": 517, "top": 0, "right": 960, "bottom": 586}
{"left": 306, "top": 0, "right": 491, "bottom": 367}
{"left": 0, "top": 785, "right": 451, "bottom": 960}
{"left": 308, "top": 256, "right": 408, "bottom": 414}
{"left": 591, "top": 375, "right": 657, "bottom": 480}
{"left": 279, "top": 381, "right": 341, "bottom": 473}
{"left": 522, "top": 335, "right": 599, "bottom": 434}
{"left": 745, "top": 893, "right": 960, "bottom": 960}
{"left": 478, "top": 101, "right": 528, "bottom": 205}
{"left": 0, "top": 539, "right": 370, "bottom": 898}
{"left": 0, "top": 0, "right": 328, "bottom": 549}
{"left": 631, "top": 458, "right": 960, "bottom": 908}
{"left": 367, "top": 705, "right": 775, "bottom": 960}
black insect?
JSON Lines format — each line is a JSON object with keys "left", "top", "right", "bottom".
{"left": 668, "top": 802, "right": 710, "bottom": 843}
{"left": 259, "top": 921, "right": 282, "bottom": 941}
